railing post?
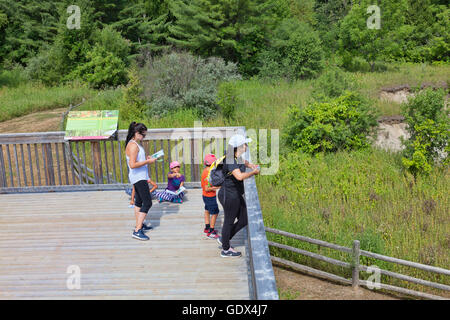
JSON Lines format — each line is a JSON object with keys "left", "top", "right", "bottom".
{"left": 91, "top": 141, "right": 103, "bottom": 184}
{"left": 0, "top": 145, "right": 7, "bottom": 188}
{"left": 352, "top": 240, "right": 360, "bottom": 290}
{"left": 45, "top": 143, "right": 55, "bottom": 185}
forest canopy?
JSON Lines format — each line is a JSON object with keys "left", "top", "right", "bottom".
{"left": 0, "top": 0, "right": 448, "bottom": 87}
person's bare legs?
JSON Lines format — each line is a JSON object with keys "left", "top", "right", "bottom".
{"left": 134, "top": 206, "right": 146, "bottom": 232}
{"left": 134, "top": 205, "right": 140, "bottom": 222}
{"left": 204, "top": 210, "right": 210, "bottom": 227}
{"left": 210, "top": 213, "right": 218, "bottom": 230}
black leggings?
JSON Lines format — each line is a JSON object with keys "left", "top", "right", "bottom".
{"left": 218, "top": 188, "right": 248, "bottom": 251}
{"left": 134, "top": 180, "right": 152, "bottom": 214}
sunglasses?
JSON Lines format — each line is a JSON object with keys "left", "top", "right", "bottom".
{"left": 139, "top": 132, "right": 147, "bottom": 137}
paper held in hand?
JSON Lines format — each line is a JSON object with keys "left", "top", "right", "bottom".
{"left": 151, "top": 149, "right": 164, "bottom": 159}
{"left": 165, "top": 186, "right": 186, "bottom": 196}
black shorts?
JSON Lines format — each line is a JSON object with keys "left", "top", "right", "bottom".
{"left": 133, "top": 180, "right": 152, "bottom": 214}
{"left": 202, "top": 195, "right": 219, "bottom": 215}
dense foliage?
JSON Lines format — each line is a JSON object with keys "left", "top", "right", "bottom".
{"left": 401, "top": 89, "right": 449, "bottom": 175}
{"left": 0, "top": 0, "right": 448, "bottom": 86}
{"left": 284, "top": 92, "right": 378, "bottom": 154}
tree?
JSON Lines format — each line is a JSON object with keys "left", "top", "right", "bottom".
{"left": 0, "top": 10, "right": 7, "bottom": 63}
{"left": 67, "top": 45, "right": 127, "bottom": 88}
{"left": 314, "top": 0, "right": 352, "bottom": 53}
{"left": 0, "top": 0, "right": 62, "bottom": 66}
{"left": 168, "top": 0, "right": 224, "bottom": 57}
{"left": 257, "top": 19, "right": 324, "bottom": 80}
{"left": 338, "top": 0, "right": 409, "bottom": 71}
{"left": 167, "top": 0, "right": 289, "bottom": 76}
{"left": 113, "top": 0, "right": 173, "bottom": 58}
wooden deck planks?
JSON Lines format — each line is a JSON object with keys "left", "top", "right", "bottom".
{"left": 0, "top": 189, "right": 250, "bottom": 299}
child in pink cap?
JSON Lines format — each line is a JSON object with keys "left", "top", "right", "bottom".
{"left": 155, "top": 161, "right": 185, "bottom": 203}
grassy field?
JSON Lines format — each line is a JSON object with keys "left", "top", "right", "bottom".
{"left": 258, "top": 148, "right": 449, "bottom": 296}
{"left": 1, "top": 63, "right": 448, "bottom": 127}
{"left": 109, "top": 63, "right": 449, "bottom": 129}
{"left": 0, "top": 81, "right": 94, "bottom": 122}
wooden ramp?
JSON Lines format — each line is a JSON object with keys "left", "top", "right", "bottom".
{"left": 0, "top": 189, "right": 250, "bottom": 299}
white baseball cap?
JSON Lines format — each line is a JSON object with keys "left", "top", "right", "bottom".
{"left": 228, "top": 134, "right": 252, "bottom": 148}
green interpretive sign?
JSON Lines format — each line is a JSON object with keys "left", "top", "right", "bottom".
{"left": 64, "top": 110, "right": 119, "bottom": 140}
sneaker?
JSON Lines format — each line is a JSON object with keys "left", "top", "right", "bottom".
{"left": 203, "top": 228, "right": 210, "bottom": 234}
{"left": 141, "top": 223, "right": 153, "bottom": 231}
{"left": 132, "top": 229, "right": 149, "bottom": 241}
{"left": 159, "top": 198, "right": 164, "bottom": 203}
{"left": 220, "top": 248, "right": 241, "bottom": 258}
{"left": 207, "top": 230, "right": 219, "bottom": 239}
{"left": 217, "top": 236, "right": 222, "bottom": 246}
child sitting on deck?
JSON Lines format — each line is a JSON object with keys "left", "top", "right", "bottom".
{"left": 155, "top": 161, "right": 185, "bottom": 203}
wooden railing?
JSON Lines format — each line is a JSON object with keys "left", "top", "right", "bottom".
{"left": 266, "top": 227, "right": 450, "bottom": 300}
{"left": 0, "top": 127, "right": 244, "bottom": 193}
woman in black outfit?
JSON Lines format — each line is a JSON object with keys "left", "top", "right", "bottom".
{"left": 218, "top": 134, "right": 260, "bottom": 258}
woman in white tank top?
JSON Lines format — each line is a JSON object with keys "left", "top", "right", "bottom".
{"left": 125, "top": 122, "right": 156, "bottom": 241}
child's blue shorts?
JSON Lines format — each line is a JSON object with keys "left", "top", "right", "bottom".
{"left": 202, "top": 195, "right": 219, "bottom": 215}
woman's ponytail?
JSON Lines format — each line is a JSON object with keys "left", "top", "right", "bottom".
{"left": 125, "top": 122, "right": 137, "bottom": 148}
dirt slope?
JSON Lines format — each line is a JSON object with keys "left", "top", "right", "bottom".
{"left": 273, "top": 264, "right": 403, "bottom": 300}
{"left": 0, "top": 108, "right": 65, "bottom": 133}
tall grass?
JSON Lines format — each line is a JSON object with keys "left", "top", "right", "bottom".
{"left": 126, "top": 63, "right": 449, "bottom": 129}
{"left": 258, "top": 148, "right": 449, "bottom": 295}
{"left": 0, "top": 82, "right": 94, "bottom": 122}
{"left": 354, "top": 63, "right": 450, "bottom": 116}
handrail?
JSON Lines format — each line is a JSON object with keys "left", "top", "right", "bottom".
{"left": 266, "top": 227, "right": 450, "bottom": 300}
{"left": 0, "top": 127, "right": 245, "bottom": 144}
{"left": 0, "top": 127, "right": 245, "bottom": 190}
{"left": 244, "top": 175, "right": 279, "bottom": 300}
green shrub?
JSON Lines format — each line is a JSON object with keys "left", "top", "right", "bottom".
{"left": 257, "top": 19, "right": 323, "bottom": 80}
{"left": 182, "top": 86, "right": 217, "bottom": 119}
{"left": 340, "top": 55, "right": 388, "bottom": 73}
{"left": 25, "top": 46, "right": 64, "bottom": 85}
{"left": 311, "top": 67, "right": 356, "bottom": 101}
{"left": 0, "top": 67, "right": 27, "bottom": 87}
{"left": 401, "top": 89, "right": 449, "bottom": 175}
{"left": 284, "top": 91, "right": 378, "bottom": 154}
{"left": 91, "top": 26, "right": 131, "bottom": 62}
{"left": 67, "top": 45, "right": 127, "bottom": 89}
{"left": 217, "top": 81, "right": 242, "bottom": 120}
{"left": 120, "top": 67, "right": 145, "bottom": 122}
{"left": 140, "top": 51, "right": 241, "bottom": 118}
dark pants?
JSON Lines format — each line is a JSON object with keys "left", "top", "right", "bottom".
{"left": 134, "top": 180, "right": 152, "bottom": 214}
{"left": 218, "top": 188, "right": 248, "bottom": 251}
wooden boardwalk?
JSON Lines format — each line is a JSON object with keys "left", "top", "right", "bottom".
{"left": 0, "top": 189, "right": 250, "bottom": 299}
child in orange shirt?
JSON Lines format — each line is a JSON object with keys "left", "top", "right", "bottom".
{"left": 201, "top": 154, "right": 220, "bottom": 239}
